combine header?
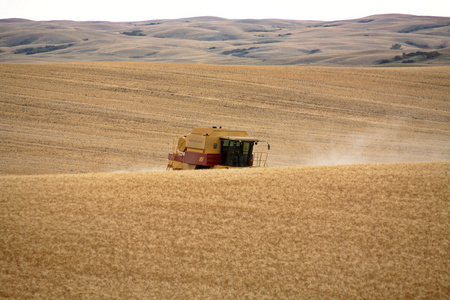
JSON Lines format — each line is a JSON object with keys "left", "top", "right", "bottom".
{"left": 167, "top": 127, "right": 269, "bottom": 170}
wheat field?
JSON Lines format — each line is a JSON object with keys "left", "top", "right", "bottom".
{"left": 1, "top": 162, "right": 449, "bottom": 298}
{"left": 0, "top": 62, "right": 449, "bottom": 298}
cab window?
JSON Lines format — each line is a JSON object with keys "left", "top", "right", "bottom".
{"left": 220, "top": 139, "right": 254, "bottom": 167}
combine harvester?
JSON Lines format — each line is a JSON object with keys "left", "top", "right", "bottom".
{"left": 167, "top": 126, "right": 269, "bottom": 170}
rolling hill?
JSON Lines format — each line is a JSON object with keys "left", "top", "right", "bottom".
{"left": 1, "top": 14, "right": 450, "bottom": 65}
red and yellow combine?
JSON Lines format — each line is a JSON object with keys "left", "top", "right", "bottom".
{"left": 167, "top": 127, "right": 269, "bottom": 170}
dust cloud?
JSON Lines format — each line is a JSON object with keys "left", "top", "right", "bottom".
{"left": 302, "top": 121, "right": 449, "bottom": 166}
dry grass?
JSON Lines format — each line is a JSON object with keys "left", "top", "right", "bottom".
{"left": 1, "top": 62, "right": 449, "bottom": 174}
{"left": 1, "top": 162, "right": 448, "bottom": 298}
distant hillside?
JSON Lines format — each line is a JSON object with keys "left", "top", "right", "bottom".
{"left": 0, "top": 14, "right": 449, "bottom": 65}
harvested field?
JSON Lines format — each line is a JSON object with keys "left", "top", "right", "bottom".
{"left": 1, "top": 162, "right": 449, "bottom": 298}
{"left": 0, "top": 63, "right": 449, "bottom": 174}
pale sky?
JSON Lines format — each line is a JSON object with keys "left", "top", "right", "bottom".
{"left": 1, "top": 0, "right": 449, "bottom": 22}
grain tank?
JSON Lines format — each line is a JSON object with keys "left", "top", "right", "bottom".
{"left": 167, "top": 127, "right": 269, "bottom": 170}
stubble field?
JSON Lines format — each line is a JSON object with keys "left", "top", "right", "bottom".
{"left": 0, "top": 62, "right": 449, "bottom": 298}
{"left": 1, "top": 62, "right": 449, "bottom": 174}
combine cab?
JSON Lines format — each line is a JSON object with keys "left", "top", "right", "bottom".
{"left": 167, "top": 127, "right": 269, "bottom": 170}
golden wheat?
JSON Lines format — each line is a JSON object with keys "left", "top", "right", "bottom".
{"left": 0, "top": 162, "right": 448, "bottom": 298}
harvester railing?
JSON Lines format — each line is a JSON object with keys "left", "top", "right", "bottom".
{"left": 253, "top": 151, "right": 268, "bottom": 167}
